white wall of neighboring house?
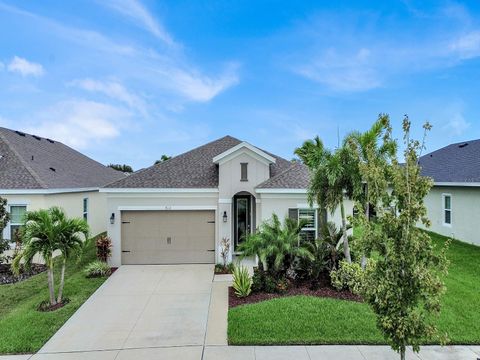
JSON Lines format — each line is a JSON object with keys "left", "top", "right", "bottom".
{"left": 421, "top": 186, "right": 480, "bottom": 246}
{"left": 1, "top": 190, "right": 108, "bottom": 241}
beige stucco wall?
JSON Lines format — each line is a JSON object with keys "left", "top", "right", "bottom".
{"left": 1, "top": 190, "right": 107, "bottom": 241}
{"left": 421, "top": 186, "right": 480, "bottom": 246}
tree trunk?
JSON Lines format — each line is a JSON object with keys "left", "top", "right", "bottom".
{"left": 47, "top": 260, "right": 56, "bottom": 306}
{"left": 361, "top": 197, "right": 369, "bottom": 269}
{"left": 340, "top": 199, "right": 352, "bottom": 263}
{"left": 400, "top": 346, "right": 405, "bottom": 360}
{"left": 57, "top": 257, "right": 66, "bottom": 304}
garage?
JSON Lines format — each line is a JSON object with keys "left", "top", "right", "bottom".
{"left": 121, "top": 210, "right": 215, "bottom": 265}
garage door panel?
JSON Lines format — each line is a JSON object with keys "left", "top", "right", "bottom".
{"left": 121, "top": 210, "right": 215, "bottom": 265}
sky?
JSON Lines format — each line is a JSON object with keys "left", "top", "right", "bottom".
{"left": 1, "top": 0, "right": 480, "bottom": 170}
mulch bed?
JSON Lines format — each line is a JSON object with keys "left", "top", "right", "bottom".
{"left": 37, "top": 298, "right": 70, "bottom": 312}
{"left": 229, "top": 283, "right": 362, "bottom": 308}
{"left": 0, "top": 263, "right": 47, "bottom": 285}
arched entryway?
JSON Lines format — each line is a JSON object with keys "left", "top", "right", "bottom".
{"left": 232, "top": 191, "right": 256, "bottom": 250}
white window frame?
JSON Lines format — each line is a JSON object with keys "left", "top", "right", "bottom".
{"left": 83, "top": 197, "right": 89, "bottom": 222}
{"left": 298, "top": 208, "right": 317, "bottom": 239}
{"left": 7, "top": 204, "right": 27, "bottom": 242}
{"left": 442, "top": 193, "right": 452, "bottom": 227}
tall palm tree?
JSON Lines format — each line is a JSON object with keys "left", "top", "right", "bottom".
{"left": 12, "top": 207, "right": 89, "bottom": 306}
{"left": 296, "top": 138, "right": 359, "bottom": 263}
{"left": 239, "top": 214, "right": 313, "bottom": 275}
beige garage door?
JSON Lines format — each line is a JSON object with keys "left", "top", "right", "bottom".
{"left": 121, "top": 210, "right": 215, "bottom": 265}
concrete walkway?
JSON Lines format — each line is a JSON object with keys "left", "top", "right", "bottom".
{"left": 1, "top": 265, "right": 478, "bottom": 359}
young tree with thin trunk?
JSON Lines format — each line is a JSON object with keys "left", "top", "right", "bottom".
{"left": 356, "top": 117, "right": 449, "bottom": 360}
{"left": 12, "top": 207, "right": 89, "bottom": 307}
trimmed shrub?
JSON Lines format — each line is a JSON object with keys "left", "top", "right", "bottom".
{"left": 330, "top": 260, "right": 364, "bottom": 295}
{"left": 84, "top": 260, "right": 111, "bottom": 278}
{"left": 96, "top": 235, "right": 112, "bottom": 262}
{"left": 232, "top": 264, "right": 252, "bottom": 298}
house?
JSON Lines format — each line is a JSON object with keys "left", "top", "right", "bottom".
{"left": 419, "top": 139, "right": 480, "bottom": 246}
{"left": 0, "top": 127, "right": 125, "bottom": 241}
{"left": 102, "top": 136, "right": 352, "bottom": 266}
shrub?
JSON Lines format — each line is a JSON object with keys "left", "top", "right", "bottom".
{"left": 0, "top": 238, "right": 12, "bottom": 264}
{"left": 84, "top": 260, "right": 111, "bottom": 278}
{"left": 330, "top": 260, "right": 364, "bottom": 295}
{"left": 219, "top": 237, "right": 230, "bottom": 267}
{"left": 232, "top": 264, "right": 252, "bottom": 298}
{"left": 251, "top": 267, "right": 286, "bottom": 293}
{"left": 96, "top": 235, "right": 112, "bottom": 262}
{"left": 215, "top": 262, "right": 234, "bottom": 274}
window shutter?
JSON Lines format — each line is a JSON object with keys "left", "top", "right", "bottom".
{"left": 288, "top": 208, "right": 298, "bottom": 222}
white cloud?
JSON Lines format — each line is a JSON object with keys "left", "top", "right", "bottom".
{"left": 449, "top": 31, "right": 480, "bottom": 59}
{"left": 7, "top": 56, "right": 44, "bottom": 77}
{"left": 69, "top": 78, "right": 147, "bottom": 116}
{"left": 24, "top": 100, "right": 127, "bottom": 149}
{"left": 103, "top": 0, "right": 175, "bottom": 46}
{"left": 442, "top": 113, "right": 470, "bottom": 136}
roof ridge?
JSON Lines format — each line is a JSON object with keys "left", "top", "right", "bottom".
{"left": 0, "top": 130, "right": 48, "bottom": 189}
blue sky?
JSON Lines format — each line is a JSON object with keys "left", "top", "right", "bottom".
{"left": 1, "top": 0, "right": 480, "bottom": 169}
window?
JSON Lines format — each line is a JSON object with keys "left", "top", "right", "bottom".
{"left": 240, "top": 163, "right": 248, "bottom": 181}
{"left": 298, "top": 208, "right": 317, "bottom": 242}
{"left": 10, "top": 205, "right": 26, "bottom": 241}
{"left": 83, "top": 198, "right": 89, "bottom": 221}
{"left": 442, "top": 194, "right": 451, "bottom": 226}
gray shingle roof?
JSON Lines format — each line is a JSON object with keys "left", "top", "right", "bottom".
{"left": 419, "top": 139, "right": 480, "bottom": 183}
{"left": 0, "top": 127, "right": 125, "bottom": 189}
{"left": 105, "top": 135, "right": 294, "bottom": 188}
{"left": 256, "top": 162, "right": 310, "bottom": 189}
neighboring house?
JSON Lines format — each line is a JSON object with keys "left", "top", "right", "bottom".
{"left": 419, "top": 139, "right": 480, "bottom": 246}
{"left": 0, "top": 127, "right": 125, "bottom": 241}
{"left": 102, "top": 136, "right": 352, "bottom": 266}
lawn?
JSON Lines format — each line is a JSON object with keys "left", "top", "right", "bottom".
{"left": 0, "top": 234, "right": 109, "bottom": 354}
{"left": 228, "top": 231, "right": 480, "bottom": 345}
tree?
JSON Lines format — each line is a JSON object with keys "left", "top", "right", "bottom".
{"left": 108, "top": 164, "right": 133, "bottom": 173}
{"left": 12, "top": 207, "right": 89, "bottom": 307}
{"left": 239, "top": 214, "right": 312, "bottom": 276}
{"left": 155, "top": 155, "right": 171, "bottom": 165}
{"left": 346, "top": 114, "right": 396, "bottom": 266}
{"left": 295, "top": 137, "right": 359, "bottom": 263}
{"left": 357, "top": 117, "right": 449, "bottom": 360}
{"left": 0, "top": 197, "right": 10, "bottom": 237}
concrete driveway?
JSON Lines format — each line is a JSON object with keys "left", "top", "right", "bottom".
{"left": 35, "top": 265, "right": 214, "bottom": 359}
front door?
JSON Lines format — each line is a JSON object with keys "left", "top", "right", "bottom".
{"left": 234, "top": 195, "right": 251, "bottom": 248}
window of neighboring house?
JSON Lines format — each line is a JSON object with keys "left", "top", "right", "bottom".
{"left": 83, "top": 198, "right": 89, "bottom": 222}
{"left": 9, "top": 205, "right": 26, "bottom": 241}
{"left": 298, "top": 208, "right": 317, "bottom": 242}
{"left": 443, "top": 194, "right": 451, "bottom": 226}
{"left": 240, "top": 163, "right": 248, "bottom": 181}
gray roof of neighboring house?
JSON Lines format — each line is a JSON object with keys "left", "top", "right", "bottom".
{"left": 256, "top": 162, "right": 310, "bottom": 189}
{"left": 105, "top": 135, "right": 295, "bottom": 188}
{"left": 0, "top": 127, "right": 125, "bottom": 189}
{"left": 419, "top": 139, "right": 480, "bottom": 183}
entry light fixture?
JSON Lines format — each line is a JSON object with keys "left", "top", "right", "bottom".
{"left": 110, "top": 213, "right": 115, "bottom": 224}
{"left": 223, "top": 211, "right": 228, "bottom": 223}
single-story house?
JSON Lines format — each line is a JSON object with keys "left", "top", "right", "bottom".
{"left": 102, "top": 136, "right": 353, "bottom": 267}
{"left": 0, "top": 127, "right": 125, "bottom": 241}
{"left": 419, "top": 139, "right": 480, "bottom": 246}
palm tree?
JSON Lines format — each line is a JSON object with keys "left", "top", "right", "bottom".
{"left": 12, "top": 207, "right": 89, "bottom": 306}
{"left": 296, "top": 138, "right": 359, "bottom": 263}
{"left": 239, "top": 214, "right": 313, "bottom": 276}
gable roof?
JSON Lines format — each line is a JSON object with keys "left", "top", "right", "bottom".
{"left": 105, "top": 135, "right": 293, "bottom": 189}
{"left": 0, "top": 127, "right": 125, "bottom": 190}
{"left": 419, "top": 139, "right": 480, "bottom": 183}
{"left": 213, "top": 142, "right": 276, "bottom": 164}
{"left": 256, "top": 162, "right": 310, "bottom": 189}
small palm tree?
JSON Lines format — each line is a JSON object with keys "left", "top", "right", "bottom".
{"left": 12, "top": 207, "right": 89, "bottom": 306}
{"left": 239, "top": 214, "right": 313, "bottom": 276}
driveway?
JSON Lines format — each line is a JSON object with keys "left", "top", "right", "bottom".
{"left": 35, "top": 265, "right": 214, "bottom": 359}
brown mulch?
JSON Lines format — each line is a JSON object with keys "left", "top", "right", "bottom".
{"left": 229, "top": 283, "right": 362, "bottom": 308}
{"left": 37, "top": 298, "right": 70, "bottom": 312}
{"left": 0, "top": 263, "right": 47, "bottom": 285}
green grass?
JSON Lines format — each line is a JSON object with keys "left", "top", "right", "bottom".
{"left": 0, "top": 234, "right": 109, "bottom": 354}
{"left": 228, "top": 231, "right": 480, "bottom": 345}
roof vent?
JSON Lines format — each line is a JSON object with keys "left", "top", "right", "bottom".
{"left": 49, "top": 167, "right": 56, "bottom": 172}
{"left": 15, "top": 131, "right": 26, "bottom": 137}
{"left": 458, "top": 143, "right": 469, "bottom": 148}
{"left": 31, "top": 155, "right": 34, "bottom": 161}
{"left": 46, "top": 138, "right": 54, "bottom": 144}
{"left": 32, "top": 135, "right": 41, "bottom": 141}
